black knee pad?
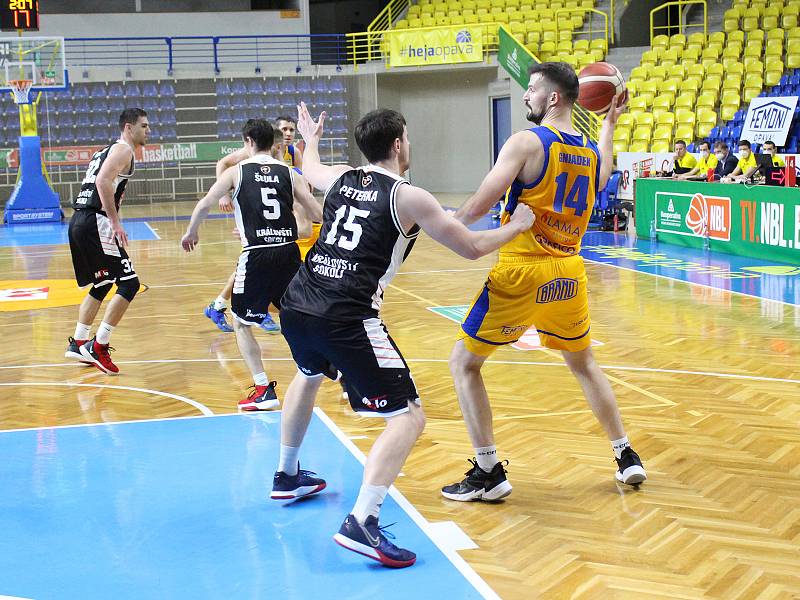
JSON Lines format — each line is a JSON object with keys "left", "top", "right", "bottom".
{"left": 89, "top": 284, "right": 111, "bottom": 301}
{"left": 115, "top": 278, "right": 140, "bottom": 302}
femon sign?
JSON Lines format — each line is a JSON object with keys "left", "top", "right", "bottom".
{"left": 740, "top": 96, "right": 799, "bottom": 145}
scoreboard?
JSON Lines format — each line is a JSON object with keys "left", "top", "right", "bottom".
{"left": 1, "top": 0, "right": 39, "bottom": 31}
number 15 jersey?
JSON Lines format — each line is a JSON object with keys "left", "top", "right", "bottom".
{"left": 281, "top": 165, "right": 419, "bottom": 322}
{"left": 500, "top": 125, "right": 600, "bottom": 257}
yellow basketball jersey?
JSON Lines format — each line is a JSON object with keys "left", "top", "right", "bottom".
{"left": 500, "top": 125, "right": 600, "bottom": 257}
{"left": 283, "top": 144, "right": 297, "bottom": 167}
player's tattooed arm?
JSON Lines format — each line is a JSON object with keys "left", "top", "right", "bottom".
{"left": 181, "top": 167, "right": 237, "bottom": 252}
{"left": 296, "top": 101, "right": 350, "bottom": 192}
{"left": 455, "top": 131, "right": 540, "bottom": 225}
{"left": 96, "top": 144, "right": 135, "bottom": 248}
{"left": 397, "top": 185, "right": 534, "bottom": 260}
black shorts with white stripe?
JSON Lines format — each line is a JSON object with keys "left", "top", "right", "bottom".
{"left": 279, "top": 307, "right": 419, "bottom": 418}
{"left": 68, "top": 209, "right": 137, "bottom": 288}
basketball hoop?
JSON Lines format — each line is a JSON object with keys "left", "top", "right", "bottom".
{"left": 9, "top": 79, "right": 33, "bottom": 104}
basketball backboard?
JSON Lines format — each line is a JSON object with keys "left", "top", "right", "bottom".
{"left": 0, "top": 36, "right": 67, "bottom": 93}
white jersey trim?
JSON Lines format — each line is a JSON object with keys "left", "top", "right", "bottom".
{"left": 362, "top": 317, "right": 406, "bottom": 369}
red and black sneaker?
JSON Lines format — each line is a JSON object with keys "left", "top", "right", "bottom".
{"left": 65, "top": 337, "right": 92, "bottom": 364}
{"left": 79, "top": 337, "right": 119, "bottom": 375}
{"left": 238, "top": 381, "right": 279, "bottom": 411}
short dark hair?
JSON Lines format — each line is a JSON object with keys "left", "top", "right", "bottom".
{"left": 528, "top": 61, "right": 579, "bottom": 105}
{"left": 241, "top": 118, "right": 274, "bottom": 151}
{"left": 763, "top": 140, "right": 776, "bottom": 148}
{"left": 714, "top": 141, "right": 728, "bottom": 151}
{"left": 276, "top": 115, "right": 296, "bottom": 125}
{"left": 697, "top": 141, "right": 710, "bottom": 150}
{"left": 272, "top": 124, "right": 283, "bottom": 143}
{"left": 675, "top": 140, "right": 687, "bottom": 147}
{"left": 738, "top": 139, "right": 751, "bottom": 148}
{"left": 119, "top": 108, "right": 147, "bottom": 131}
{"left": 354, "top": 108, "right": 407, "bottom": 163}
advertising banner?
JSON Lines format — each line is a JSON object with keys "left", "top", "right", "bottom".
{"left": 497, "top": 26, "right": 536, "bottom": 89}
{"left": 635, "top": 178, "right": 800, "bottom": 264}
{"left": 616, "top": 151, "right": 675, "bottom": 200}
{"left": 740, "top": 96, "right": 799, "bottom": 146}
{"left": 388, "top": 25, "right": 484, "bottom": 67}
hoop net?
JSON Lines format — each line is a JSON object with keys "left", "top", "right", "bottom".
{"left": 9, "top": 79, "right": 33, "bottom": 104}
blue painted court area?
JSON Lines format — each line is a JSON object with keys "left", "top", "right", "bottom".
{"left": 0, "top": 413, "right": 488, "bottom": 600}
{"left": 581, "top": 231, "right": 800, "bottom": 306}
{"left": 0, "top": 220, "right": 160, "bottom": 247}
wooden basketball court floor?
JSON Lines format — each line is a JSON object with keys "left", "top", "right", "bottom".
{"left": 1, "top": 199, "right": 799, "bottom": 599}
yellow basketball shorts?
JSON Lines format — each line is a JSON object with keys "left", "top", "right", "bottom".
{"left": 296, "top": 222, "right": 322, "bottom": 261}
{"left": 458, "top": 254, "right": 591, "bottom": 355}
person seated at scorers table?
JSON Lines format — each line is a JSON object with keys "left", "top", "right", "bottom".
{"left": 676, "top": 140, "right": 717, "bottom": 180}
{"left": 657, "top": 140, "right": 696, "bottom": 177}
{"left": 756, "top": 140, "right": 786, "bottom": 176}
{"left": 713, "top": 141, "right": 738, "bottom": 180}
{"left": 721, "top": 139, "right": 758, "bottom": 183}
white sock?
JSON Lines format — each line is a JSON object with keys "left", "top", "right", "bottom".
{"left": 213, "top": 295, "right": 227, "bottom": 311}
{"left": 253, "top": 372, "right": 269, "bottom": 386}
{"left": 278, "top": 444, "right": 299, "bottom": 475}
{"left": 74, "top": 322, "right": 91, "bottom": 341}
{"left": 612, "top": 436, "right": 630, "bottom": 459}
{"left": 352, "top": 484, "right": 388, "bottom": 523}
{"left": 475, "top": 445, "right": 498, "bottom": 471}
{"left": 96, "top": 322, "right": 114, "bottom": 345}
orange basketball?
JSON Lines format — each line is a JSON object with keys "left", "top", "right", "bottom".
{"left": 686, "top": 193, "right": 708, "bottom": 236}
{"left": 577, "top": 62, "right": 626, "bottom": 114}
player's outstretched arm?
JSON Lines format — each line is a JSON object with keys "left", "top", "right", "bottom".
{"left": 96, "top": 144, "right": 135, "bottom": 248}
{"left": 293, "top": 202, "right": 312, "bottom": 239}
{"left": 598, "top": 90, "right": 627, "bottom": 191}
{"left": 216, "top": 147, "right": 248, "bottom": 212}
{"left": 296, "top": 101, "right": 350, "bottom": 192}
{"left": 455, "top": 132, "right": 538, "bottom": 225}
{"left": 292, "top": 172, "right": 323, "bottom": 223}
{"left": 181, "top": 167, "right": 237, "bottom": 252}
{"left": 397, "top": 185, "right": 534, "bottom": 260}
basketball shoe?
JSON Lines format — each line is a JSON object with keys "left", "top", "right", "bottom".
{"left": 65, "top": 337, "right": 92, "bottom": 364}
{"left": 238, "top": 381, "right": 279, "bottom": 411}
{"left": 204, "top": 303, "right": 234, "bottom": 332}
{"left": 270, "top": 463, "right": 326, "bottom": 499}
{"left": 79, "top": 337, "right": 119, "bottom": 375}
{"left": 333, "top": 514, "right": 416, "bottom": 568}
{"left": 441, "top": 458, "right": 512, "bottom": 502}
{"left": 615, "top": 447, "right": 647, "bottom": 485}
{"left": 259, "top": 313, "right": 280, "bottom": 333}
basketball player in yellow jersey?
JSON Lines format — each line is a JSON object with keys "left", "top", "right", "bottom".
{"left": 441, "top": 62, "right": 647, "bottom": 503}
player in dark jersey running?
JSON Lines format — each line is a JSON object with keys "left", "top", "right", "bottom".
{"left": 182, "top": 119, "right": 322, "bottom": 410}
{"left": 65, "top": 108, "right": 150, "bottom": 374}
{"left": 269, "top": 104, "right": 534, "bottom": 568}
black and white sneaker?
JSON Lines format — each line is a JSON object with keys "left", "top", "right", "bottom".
{"left": 65, "top": 337, "right": 91, "bottom": 364}
{"left": 441, "top": 458, "right": 512, "bottom": 502}
{"left": 270, "top": 463, "right": 326, "bottom": 499}
{"left": 615, "top": 447, "right": 647, "bottom": 485}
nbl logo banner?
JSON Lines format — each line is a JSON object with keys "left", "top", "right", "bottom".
{"left": 654, "top": 192, "right": 732, "bottom": 241}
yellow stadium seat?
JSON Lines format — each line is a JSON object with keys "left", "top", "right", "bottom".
{"left": 764, "top": 4, "right": 781, "bottom": 18}
{"left": 669, "top": 33, "right": 686, "bottom": 48}
{"left": 783, "top": 14, "right": 798, "bottom": 28}
{"left": 697, "top": 108, "right": 717, "bottom": 124}
{"left": 725, "top": 61, "right": 745, "bottom": 77}
{"left": 538, "top": 40, "right": 555, "bottom": 58}
{"left": 743, "top": 6, "right": 760, "bottom": 18}
{"left": 696, "top": 93, "right": 715, "bottom": 109}
{"left": 652, "top": 95, "right": 671, "bottom": 111}
{"left": 682, "top": 47, "right": 700, "bottom": 62}
{"left": 462, "top": 0, "right": 477, "bottom": 9}
{"left": 490, "top": 0, "right": 506, "bottom": 6}
{"left": 674, "top": 125, "right": 694, "bottom": 141}
{"left": 635, "top": 113, "right": 655, "bottom": 128}
{"left": 506, "top": 5, "right": 519, "bottom": 16}
{"left": 709, "top": 31, "right": 726, "bottom": 45}
{"left": 749, "top": 29, "right": 765, "bottom": 42}
{"left": 476, "top": 0, "right": 490, "bottom": 9}
{"left": 762, "top": 15, "right": 779, "bottom": 30}
{"left": 647, "top": 65, "right": 665, "bottom": 81}
{"left": 408, "top": 17, "right": 423, "bottom": 27}
{"left": 742, "top": 87, "right": 760, "bottom": 103}
{"left": 724, "top": 17, "right": 740, "bottom": 33}
{"left": 765, "top": 69, "right": 782, "bottom": 87}
{"left": 788, "top": 29, "right": 800, "bottom": 43}
{"left": 655, "top": 113, "right": 676, "bottom": 128}
{"left": 436, "top": 15, "right": 451, "bottom": 25}
{"left": 632, "top": 127, "right": 652, "bottom": 142}
{"left": 765, "top": 26, "right": 784, "bottom": 41}
{"left": 744, "top": 58, "right": 764, "bottom": 74}
{"left": 590, "top": 38, "right": 607, "bottom": 54}
{"left": 675, "top": 95, "right": 694, "bottom": 110}
{"left": 695, "top": 122, "right": 714, "bottom": 139}
{"left": 506, "top": 0, "right": 520, "bottom": 7}
{"left": 650, "top": 140, "right": 670, "bottom": 153}
{"left": 421, "top": 4, "right": 434, "bottom": 13}
{"left": 764, "top": 45, "right": 783, "bottom": 61}
{"left": 629, "top": 140, "right": 649, "bottom": 153}
{"left": 720, "top": 104, "right": 738, "bottom": 122}
{"left": 701, "top": 47, "right": 721, "bottom": 62}
{"left": 652, "top": 34, "right": 669, "bottom": 49}
{"left": 613, "top": 140, "right": 629, "bottom": 154}
{"left": 451, "top": 14, "right": 465, "bottom": 24}
{"left": 724, "top": 7, "right": 740, "bottom": 21}
{"left": 728, "top": 29, "right": 745, "bottom": 44}
{"left": 720, "top": 89, "right": 740, "bottom": 105}
{"left": 685, "top": 71, "right": 705, "bottom": 87}
{"left": 659, "top": 79, "right": 679, "bottom": 94}
{"left": 787, "top": 53, "right": 800, "bottom": 69}
{"left": 706, "top": 63, "right": 724, "bottom": 79}
{"left": 408, "top": 5, "right": 421, "bottom": 15}
{"left": 667, "top": 64, "right": 685, "bottom": 79}
{"left": 556, "top": 40, "right": 572, "bottom": 53}
{"left": 421, "top": 16, "right": 436, "bottom": 26}
{"left": 616, "top": 113, "right": 634, "bottom": 129}
{"left": 687, "top": 32, "right": 705, "bottom": 46}
{"left": 395, "top": 19, "right": 410, "bottom": 28}
{"left": 638, "top": 80, "right": 657, "bottom": 96}
{"left": 723, "top": 75, "right": 743, "bottom": 91}
{"left": 653, "top": 121, "right": 673, "bottom": 137}
{"left": 447, "top": 9, "right": 461, "bottom": 17}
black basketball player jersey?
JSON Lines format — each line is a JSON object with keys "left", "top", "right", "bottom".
{"left": 282, "top": 165, "right": 420, "bottom": 321}
{"left": 233, "top": 154, "right": 298, "bottom": 250}
{"left": 72, "top": 141, "right": 135, "bottom": 213}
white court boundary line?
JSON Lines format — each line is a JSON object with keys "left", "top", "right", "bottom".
{"left": 0, "top": 382, "right": 214, "bottom": 417}
{"left": 312, "top": 407, "right": 500, "bottom": 600}
{"left": 143, "top": 222, "right": 162, "bottom": 240}
{"left": 1, "top": 357, "right": 799, "bottom": 386}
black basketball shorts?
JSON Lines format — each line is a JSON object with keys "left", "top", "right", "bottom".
{"left": 231, "top": 244, "right": 301, "bottom": 326}
{"left": 279, "top": 307, "right": 420, "bottom": 418}
{"left": 68, "top": 209, "right": 137, "bottom": 288}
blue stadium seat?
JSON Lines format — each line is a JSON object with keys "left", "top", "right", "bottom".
{"left": 265, "top": 79, "right": 279, "bottom": 95}
{"left": 58, "top": 113, "right": 74, "bottom": 128}
{"left": 312, "top": 78, "right": 328, "bottom": 94}
{"left": 216, "top": 80, "right": 231, "bottom": 95}
{"left": 90, "top": 98, "right": 109, "bottom": 113}
{"left": 141, "top": 82, "right": 159, "bottom": 97}
{"left": 90, "top": 112, "right": 107, "bottom": 127}
{"left": 56, "top": 98, "right": 73, "bottom": 114}
{"left": 72, "top": 85, "right": 90, "bottom": 99}
{"left": 246, "top": 79, "right": 264, "bottom": 95}
{"left": 162, "top": 124, "right": 177, "bottom": 141}
{"left": 217, "top": 95, "right": 231, "bottom": 109}
{"left": 245, "top": 95, "right": 262, "bottom": 111}
{"left": 75, "top": 129, "right": 92, "bottom": 144}
{"left": 89, "top": 83, "right": 105, "bottom": 98}
{"left": 296, "top": 78, "right": 312, "bottom": 95}
{"left": 279, "top": 79, "right": 296, "bottom": 95}
{"left": 107, "top": 83, "right": 124, "bottom": 98}
{"left": 329, "top": 78, "right": 345, "bottom": 93}
{"left": 124, "top": 82, "right": 141, "bottom": 98}
{"left": 231, "top": 80, "right": 247, "bottom": 95}
{"left": 158, "top": 81, "right": 175, "bottom": 96}
{"left": 158, "top": 96, "right": 176, "bottom": 111}
{"left": 108, "top": 97, "right": 125, "bottom": 113}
